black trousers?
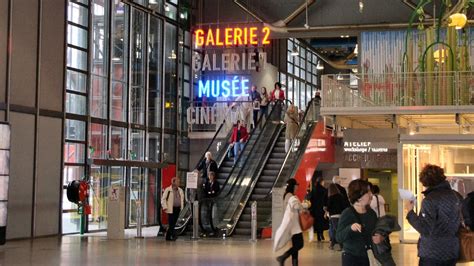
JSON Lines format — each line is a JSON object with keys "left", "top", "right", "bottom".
{"left": 341, "top": 252, "right": 369, "bottom": 266}
{"left": 419, "top": 257, "right": 457, "bottom": 266}
{"left": 166, "top": 207, "right": 181, "bottom": 240}
{"left": 281, "top": 233, "right": 304, "bottom": 261}
{"left": 253, "top": 109, "right": 259, "bottom": 128}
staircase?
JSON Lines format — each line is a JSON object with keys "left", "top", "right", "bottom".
{"left": 233, "top": 129, "right": 286, "bottom": 236}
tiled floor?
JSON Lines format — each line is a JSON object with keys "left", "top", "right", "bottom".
{"left": 0, "top": 227, "right": 472, "bottom": 266}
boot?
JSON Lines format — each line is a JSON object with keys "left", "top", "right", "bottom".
{"left": 276, "top": 251, "right": 291, "bottom": 266}
{"left": 292, "top": 258, "right": 298, "bottom": 266}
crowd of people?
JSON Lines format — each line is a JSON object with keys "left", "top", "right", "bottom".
{"left": 273, "top": 164, "right": 474, "bottom": 266}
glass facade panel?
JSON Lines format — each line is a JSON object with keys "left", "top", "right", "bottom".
{"left": 148, "top": 17, "right": 163, "bottom": 128}
{"left": 67, "top": 47, "right": 88, "bottom": 71}
{"left": 164, "top": 23, "right": 177, "bottom": 130}
{"left": 163, "top": 133, "right": 176, "bottom": 163}
{"left": 90, "top": 75, "right": 108, "bottom": 118}
{"left": 130, "top": 129, "right": 145, "bottom": 160}
{"left": 111, "top": 127, "right": 127, "bottom": 159}
{"left": 67, "top": 70, "right": 87, "bottom": 93}
{"left": 131, "top": 9, "right": 146, "bottom": 125}
{"left": 148, "top": 132, "right": 161, "bottom": 162}
{"left": 65, "top": 119, "right": 86, "bottom": 141}
{"left": 90, "top": 123, "right": 108, "bottom": 159}
{"left": 91, "top": 0, "right": 109, "bottom": 76}
{"left": 111, "top": 81, "right": 127, "bottom": 122}
{"left": 89, "top": 165, "right": 109, "bottom": 230}
{"left": 165, "top": 3, "right": 177, "bottom": 20}
{"left": 67, "top": 24, "right": 88, "bottom": 49}
{"left": 111, "top": 1, "right": 129, "bottom": 82}
{"left": 65, "top": 143, "right": 85, "bottom": 163}
{"left": 66, "top": 93, "right": 87, "bottom": 115}
{"left": 68, "top": 2, "right": 88, "bottom": 26}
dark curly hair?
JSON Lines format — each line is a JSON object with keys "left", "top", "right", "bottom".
{"left": 419, "top": 164, "right": 446, "bottom": 187}
{"left": 348, "top": 179, "right": 371, "bottom": 204}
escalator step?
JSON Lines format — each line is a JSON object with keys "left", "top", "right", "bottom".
{"left": 255, "top": 181, "right": 274, "bottom": 189}
{"left": 271, "top": 153, "right": 286, "bottom": 159}
{"left": 250, "top": 194, "right": 266, "bottom": 200}
{"left": 234, "top": 228, "right": 252, "bottom": 235}
{"left": 265, "top": 164, "right": 281, "bottom": 171}
{"left": 219, "top": 167, "right": 232, "bottom": 173}
{"left": 259, "top": 176, "right": 275, "bottom": 182}
{"left": 273, "top": 147, "right": 285, "bottom": 153}
{"left": 262, "top": 170, "right": 279, "bottom": 176}
{"left": 267, "top": 158, "right": 284, "bottom": 164}
{"left": 253, "top": 188, "right": 269, "bottom": 195}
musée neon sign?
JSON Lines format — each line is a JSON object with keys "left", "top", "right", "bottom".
{"left": 198, "top": 76, "right": 249, "bottom": 98}
{"left": 195, "top": 26, "right": 271, "bottom": 47}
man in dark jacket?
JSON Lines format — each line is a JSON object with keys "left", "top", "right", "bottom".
{"left": 196, "top": 151, "right": 218, "bottom": 181}
{"left": 250, "top": 85, "right": 261, "bottom": 128}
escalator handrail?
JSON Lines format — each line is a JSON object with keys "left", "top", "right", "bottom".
{"left": 193, "top": 121, "right": 226, "bottom": 170}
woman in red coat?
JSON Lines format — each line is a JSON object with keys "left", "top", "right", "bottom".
{"left": 270, "top": 82, "right": 286, "bottom": 120}
{"left": 230, "top": 120, "right": 249, "bottom": 164}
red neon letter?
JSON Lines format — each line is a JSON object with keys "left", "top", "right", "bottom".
{"left": 262, "top": 27, "right": 270, "bottom": 45}
{"left": 205, "top": 29, "right": 215, "bottom": 46}
{"left": 225, "top": 28, "right": 233, "bottom": 46}
{"left": 249, "top": 27, "right": 258, "bottom": 45}
{"left": 215, "top": 29, "right": 224, "bottom": 46}
{"left": 234, "top": 28, "right": 242, "bottom": 46}
{"left": 195, "top": 29, "right": 204, "bottom": 47}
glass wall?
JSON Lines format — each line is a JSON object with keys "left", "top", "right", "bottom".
{"left": 63, "top": 0, "right": 189, "bottom": 234}
{"left": 400, "top": 143, "right": 474, "bottom": 242}
{"left": 282, "top": 38, "right": 321, "bottom": 110}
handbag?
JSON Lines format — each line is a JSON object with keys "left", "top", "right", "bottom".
{"left": 299, "top": 210, "right": 314, "bottom": 231}
{"left": 459, "top": 227, "right": 474, "bottom": 262}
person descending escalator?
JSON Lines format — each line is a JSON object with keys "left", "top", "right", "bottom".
{"left": 284, "top": 104, "right": 299, "bottom": 153}
{"left": 230, "top": 120, "right": 249, "bottom": 165}
{"left": 203, "top": 171, "right": 220, "bottom": 198}
{"left": 196, "top": 151, "right": 218, "bottom": 184}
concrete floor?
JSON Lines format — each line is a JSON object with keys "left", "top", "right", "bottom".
{"left": 0, "top": 227, "right": 473, "bottom": 266}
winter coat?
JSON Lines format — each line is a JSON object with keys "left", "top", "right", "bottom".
{"left": 273, "top": 193, "right": 306, "bottom": 251}
{"left": 197, "top": 158, "right": 218, "bottom": 180}
{"left": 372, "top": 215, "right": 401, "bottom": 266}
{"left": 203, "top": 180, "right": 220, "bottom": 197}
{"left": 406, "top": 181, "right": 462, "bottom": 261}
{"left": 327, "top": 193, "right": 350, "bottom": 217}
{"left": 309, "top": 183, "right": 329, "bottom": 232}
{"left": 161, "top": 186, "right": 184, "bottom": 214}
{"left": 284, "top": 110, "right": 299, "bottom": 140}
{"left": 270, "top": 89, "right": 285, "bottom": 102}
{"left": 230, "top": 126, "right": 249, "bottom": 143}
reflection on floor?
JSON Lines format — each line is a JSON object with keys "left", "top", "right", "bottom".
{"left": 1, "top": 227, "right": 473, "bottom": 266}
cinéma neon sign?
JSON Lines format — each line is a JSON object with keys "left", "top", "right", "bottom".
{"left": 198, "top": 76, "right": 249, "bottom": 98}
{"left": 195, "top": 26, "right": 270, "bottom": 47}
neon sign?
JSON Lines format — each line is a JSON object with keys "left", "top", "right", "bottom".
{"left": 198, "top": 76, "right": 249, "bottom": 98}
{"left": 194, "top": 26, "right": 271, "bottom": 47}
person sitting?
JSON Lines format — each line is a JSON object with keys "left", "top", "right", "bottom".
{"left": 230, "top": 120, "right": 249, "bottom": 164}
{"left": 203, "top": 171, "right": 220, "bottom": 198}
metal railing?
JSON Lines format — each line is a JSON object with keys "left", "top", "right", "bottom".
{"left": 322, "top": 72, "right": 474, "bottom": 108}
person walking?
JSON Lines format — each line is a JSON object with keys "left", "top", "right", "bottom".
{"left": 274, "top": 178, "right": 309, "bottom": 266}
{"left": 161, "top": 177, "right": 185, "bottom": 241}
{"left": 405, "top": 164, "right": 462, "bottom": 266}
{"left": 260, "top": 87, "right": 269, "bottom": 123}
{"left": 284, "top": 104, "right": 299, "bottom": 153}
{"left": 250, "top": 85, "right": 261, "bottom": 129}
{"left": 370, "top": 185, "right": 386, "bottom": 218}
{"left": 309, "top": 177, "right": 329, "bottom": 242}
{"left": 332, "top": 175, "right": 349, "bottom": 205}
{"left": 230, "top": 120, "right": 249, "bottom": 165}
{"left": 270, "top": 82, "right": 285, "bottom": 120}
{"left": 336, "top": 179, "right": 382, "bottom": 266}
{"left": 327, "top": 183, "right": 350, "bottom": 250}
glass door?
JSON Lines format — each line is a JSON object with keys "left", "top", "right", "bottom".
{"left": 89, "top": 165, "right": 109, "bottom": 230}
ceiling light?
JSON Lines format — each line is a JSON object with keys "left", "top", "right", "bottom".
{"left": 291, "top": 47, "right": 299, "bottom": 56}
{"left": 180, "top": 12, "right": 185, "bottom": 19}
{"left": 316, "top": 61, "right": 324, "bottom": 70}
{"left": 354, "top": 44, "right": 358, "bottom": 55}
{"left": 352, "top": 68, "right": 358, "bottom": 73}
{"left": 448, "top": 13, "right": 467, "bottom": 29}
{"left": 164, "top": 3, "right": 170, "bottom": 12}
{"left": 336, "top": 74, "right": 343, "bottom": 80}
{"left": 359, "top": 0, "right": 364, "bottom": 13}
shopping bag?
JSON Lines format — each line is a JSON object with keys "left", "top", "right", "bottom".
{"left": 299, "top": 210, "right": 314, "bottom": 231}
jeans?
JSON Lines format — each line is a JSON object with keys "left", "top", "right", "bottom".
{"left": 233, "top": 142, "right": 244, "bottom": 164}
{"left": 329, "top": 217, "right": 339, "bottom": 247}
{"left": 166, "top": 207, "right": 181, "bottom": 240}
{"left": 342, "top": 252, "right": 369, "bottom": 266}
{"left": 419, "top": 258, "right": 457, "bottom": 266}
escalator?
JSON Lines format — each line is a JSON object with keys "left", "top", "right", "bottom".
{"left": 199, "top": 105, "right": 285, "bottom": 234}
{"left": 209, "top": 99, "right": 321, "bottom": 237}
{"left": 233, "top": 129, "right": 286, "bottom": 235}
{"left": 174, "top": 116, "right": 263, "bottom": 235}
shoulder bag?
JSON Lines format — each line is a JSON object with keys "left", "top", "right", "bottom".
{"left": 299, "top": 210, "right": 314, "bottom": 231}
{"left": 456, "top": 191, "right": 474, "bottom": 262}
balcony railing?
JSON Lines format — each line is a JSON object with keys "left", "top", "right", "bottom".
{"left": 322, "top": 72, "right": 474, "bottom": 108}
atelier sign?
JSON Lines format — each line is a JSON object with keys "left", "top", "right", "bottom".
{"left": 343, "top": 141, "right": 388, "bottom": 153}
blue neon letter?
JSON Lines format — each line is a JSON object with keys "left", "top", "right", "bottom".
{"left": 198, "top": 80, "right": 210, "bottom": 97}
